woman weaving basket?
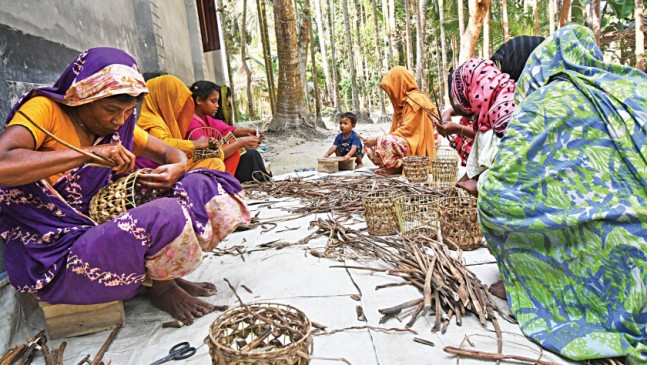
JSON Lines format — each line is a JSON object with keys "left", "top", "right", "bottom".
{"left": 0, "top": 48, "right": 250, "bottom": 323}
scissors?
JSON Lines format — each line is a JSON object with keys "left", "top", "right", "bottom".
{"left": 149, "top": 342, "right": 197, "bottom": 365}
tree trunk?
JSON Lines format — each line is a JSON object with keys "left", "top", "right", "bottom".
{"left": 591, "top": 0, "right": 601, "bottom": 45}
{"left": 549, "top": 0, "right": 556, "bottom": 34}
{"left": 434, "top": 37, "right": 444, "bottom": 110}
{"left": 341, "top": 0, "right": 360, "bottom": 112}
{"left": 405, "top": 0, "right": 414, "bottom": 71}
{"left": 389, "top": 0, "right": 398, "bottom": 63}
{"left": 559, "top": 0, "right": 571, "bottom": 27}
{"left": 257, "top": 0, "right": 275, "bottom": 116}
{"left": 637, "top": 0, "right": 645, "bottom": 71}
{"left": 459, "top": 0, "right": 492, "bottom": 63}
{"left": 314, "top": 0, "right": 333, "bottom": 105}
{"left": 269, "top": 0, "right": 315, "bottom": 135}
{"left": 240, "top": 0, "right": 255, "bottom": 120}
{"left": 218, "top": 0, "right": 239, "bottom": 124}
{"left": 298, "top": 2, "right": 312, "bottom": 113}
{"left": 482, "top": 4, "right": 490, "bottom": 58}
{"left": 328, "top": 0, "right": 341, "bottom": 110}
{"left": 371, "top": 0, "right": 387, "bottom": 116}
{"left": 354, "top": 0, "right": 369, "bottom": 113}
{"left": 533, "top": 0, "right": 540, "bottom": 36}
{"left": 458, "top": 0, "right": 465, "bottom": 38}
{"left": 502, "top": 0, "right": 510, "bottom": 41}
{"left": 382, "top": 0, "right": 394, "bottom": 65}
{"left": 416, "top": 0, "right": 427, "bottom": 91}
{"left": 439, "top": 0, "right": 448, "bottom": 95}
{"left": 306, "top": 0, "right": 322, "bottom": 122}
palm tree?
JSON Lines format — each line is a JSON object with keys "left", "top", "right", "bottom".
{"left": 256, "top": 0, "right": 275, "bottom": 115}
{"left": 383, "top": 0, "right": 394, "bottom": 65}
{"left": 314, "top": 0, "right": 334, "bottom": 104}
{"left": 371, "top": 0, "right": 387, "bottom": 117}
{"left": 405, "top": 0, "right": 415, "bottom": 71}
{"left": 305, "top": 0, "right": 322, "bottom": 120}
{"left": 239, "top": 0, "right": 255, "bottom": 119}
{"left": 559, "top": 0, "right": 571, "bottom": 27}
{"left": 438, "top": 0, "right": 448, "bottom": 97}
{"left": 549, "top": 0, "right": 556, "bottom": 33}
{"left": 341, "top": 0, "right": 360, "bottom": 112}
{"left": 533, "top": 0, "right": 540, "bottom": 36}
{"left": 389, "top": 0, "right": 398, "bottom": 63}
{"left": 459, "top": 0, "right": 492, "bottom": 62}
{"left": 637, "top": 0, "right": 645, "bottom": 71}
{"left": 458, "top": 0, "right": 465, "bottom": 36}
{"left": 218, "top": 0, "right": 239, "bottom": 124}
{"left": 483, "top": 4, "right": 490, "bottom": 58}
{"left": 415, "top": 0, "right": 427, "bottom": 91}
{"left": 328, "top": 0, "right": 341, "bottom": 110}
{"left": 502, "top": 0, "right": 510, "bottom": 41}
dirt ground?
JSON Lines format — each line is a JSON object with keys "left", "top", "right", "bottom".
{"left": 257, "top": 115, "right": 392, "bottom": 176}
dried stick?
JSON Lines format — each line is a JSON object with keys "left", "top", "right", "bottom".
{"left": 0, "top": 344, "right": 26, "bottom": 364}
{"left": 413, "top": 337, "right": 436, "bottom": 347}
{"left": 313, "top": 326, "right": 418, "bottom": 336}
{"left": 89, "top": 324, "right": 121, "bottom": 365}
{"left": 56, "top": 342, "right": 67, "bottom": 365}
{"left": 76, "top": 354, "right": 91, "bottom": 365}
{"left": 443, "top": 347, "right": 562, "bottom": 365}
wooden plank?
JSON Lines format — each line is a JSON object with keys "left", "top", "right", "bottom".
{"left": 39, "top": 301, "right": 125, "bottom": 339}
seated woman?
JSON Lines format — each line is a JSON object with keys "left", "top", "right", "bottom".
{"left": 188, "top": 81, "right": 271, "bottom": 183}
{"left": 479, "top": 25, "right": 647, "bottom": 362}
{"left": 136, "top": 75, "right": 225, "bottom": 171}
{"left": 363, "top": 66, "right": 437, "bottom": 174}
{"left": 0, "top": 48, "right": 250, "bottom": 323}
{"left": 214, "top": 85, "right": 233, "bottom": 126}
{"left": 437, "top": 58, "right": 517, "bottom": 196}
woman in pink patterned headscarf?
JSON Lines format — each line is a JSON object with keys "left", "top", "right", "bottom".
{"left": 437, "top": 58, "right": 517, "bottom": 196}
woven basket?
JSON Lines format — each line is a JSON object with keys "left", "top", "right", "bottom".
{"left": 361, "top": 191, "right": 401, "bottom": 236}
{"left": 188, "top": 127, "right": 223, "bottom": 162}
{"left": 436, "top": 188, "right": 482, "bottom": 251}
{"left": 207, "top": 303, "right": 312, "bottom": 365}
{"left": 402, "top": 156, "right": 430, "bottom": 184}
{"left": 394, "top": 194, "right": 443, "bottom": 239}
{"left": 430, "top": 147, "right": 459, "bottom": 190}
{"left": 89, "top": 169, "right": 165, "bottom": 224}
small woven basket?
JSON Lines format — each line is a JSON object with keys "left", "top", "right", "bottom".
{"left": 431, "top": 147, "right": 459, "bottom": 190}
{"left": 207, "top": 303, "right": 312, "bottom": 365}
{"left": 402, "top": 156, "right": 430, "bottom": 184}
{"left": 436, "top": 188, "right": 482, "bottom": 251}
{"left": 89, "top": 169, "right": 165, "bottom": 224}
{"left": 394, "top": 194, "right": 443, "bottom": 238}
{"left": 361, "top": 191, "right": 401, "bottom": 236}
{"left": 188, "top": 127, "right": 223, "bottom": 162}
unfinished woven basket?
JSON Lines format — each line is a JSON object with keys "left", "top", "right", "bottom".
{"left": 89, "top": 169, "right": 165, "bottom": 224}
{"left": 207, "top": 303, "right": 312, "bottom": 365}
{"left": 402, "top": 156, "right": 430, "bottom": 184}
{"left": 430, "top": 147, "right": 459, "bottom": 190}
{"left": 188, "top": 127, "right": 223, "bottom": 162}
{"left": 394, "top": 193, "right": 443, "bottom": 239}
{"left": 362, "top": 191, "right": 401, "bottom": 236}
{"left": 436, "top": 188, "right": 482, "bottom": 251}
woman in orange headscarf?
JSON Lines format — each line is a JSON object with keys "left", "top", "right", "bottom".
{"left": 364, "top": 66, "right": 437, "bottom": 174}
{"left": 136, "top": 75, "right": 225, "bottom": 171}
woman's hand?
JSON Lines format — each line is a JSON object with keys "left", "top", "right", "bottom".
{"left": 192, "top": 136, "right": 211, "bottom": 149}
{"left": 363, "top": 136, "right": 378, "bottom": 148}
{"left": 138, "top": 163, "right": 185, "bottom": 189}
{"left": 238, "top": 136, "right": 261, "bottom": 149}
{"left": 88, "top": 142, "right": 136, "bottom": 175}
{"left": 441, "top": 107, "right": 455, "bottom": 124}
{"left": 436, "top": 122, "right": 461, "bottom": 137}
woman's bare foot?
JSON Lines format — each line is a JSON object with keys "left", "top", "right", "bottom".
{"left": 355, "top": 162, "right": 364, "bottom": 169}
{"left": 456, "top": 178, "right": 478, "bottom": 196}
{"left": 375, "top": 167, "right": 402, "bottom": 175}
{"left": 488, "top": 280, "right": 506, "bottom": 300}
{"left": 176, "top": 278, "right": 217, "bottom": 297}
{"left": 149, "top": 280, "right": 215, "bottom": 322}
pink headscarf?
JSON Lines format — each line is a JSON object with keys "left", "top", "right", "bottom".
{"left": 449, "top": 58, "right": 517, "bottom": 137}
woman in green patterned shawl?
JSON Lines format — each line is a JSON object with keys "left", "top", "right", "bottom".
{"left": 479, "top": 24, "right": 647, "bottom": 362}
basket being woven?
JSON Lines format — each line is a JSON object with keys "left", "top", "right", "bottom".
{"left": 394, "top": 194, "right": 442, "bottom": 239}
{"left": 402, "top": 156, "right": 430, "bottom": 184}
{"left": 430, "top": 147, "right": 459, "bottom": 190}
{"left": 207, "top": 303, "right": 312, "bottom": 365}
{"left": 362, "top": 191, "right": 401, "bottom": 236}
{"left": 436, "top": 188, "right": 482, "bottom": 251}
{"left": 188, "top": 127, "right": 223, "bottom": 162}
{"left": 89, "top": 169, "right": 165, "bottom": 224}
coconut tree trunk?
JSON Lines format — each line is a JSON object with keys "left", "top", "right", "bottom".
{"left": 354, "top": 0, "right": 369, "bottom": 113}
{"left": 483, "top": 4, "right": 490, "bottom": 58}
{"left": 341, "top": 0, "right": 360, "bottom": 112}
{"left": 328, "top": 0, "right": 341, "bottom": 110}
{"left": 502, "top": 0, "right": 510, "bottom": 41}
{"left": 305, "top": 0, "right": 321, "bottom": 120}
{"left": 458, "top": 0, "right": 465, "bottom": 37}
{"left": 298, "top": 2, "right": 312, "bottom": 113}
{"left": 314, "top": 0, "right": 333, "bottom": 105}
{"left": 269, "top": 0, "right": 311, "bottom": 133}
{"left": 591, "top": 0, "right": 601, "bottom": 45}
{"left": 559, "top": 0, "right": 571, "bottom": 27}
{"left": 257, "top": 0, "right": 275, "bottom": 115}
{"left": 533, "top": 0, "right": 540, "bottom": 36}
{"left": 382, "top": 0, "right": 394, "bottom": 65}
{"left": 240, "top": 0, "right": 255, "bottom": 120}
{"left": 405, "top": 0, "right": 415, "bottom": 71}
{"left": 637, "top": 0, "right": 645, "bottom": 71}
{"left": 549, "top": 0, "right": 556, "bottom": 33}
{"left": 371, "top": 0, "right": 387, "bottom": 116}
{"left": 416, "top": 0, "right": 427, "bottom": 91}
{"left": 459, "top": 0, "right": 492, "bottom": 63}
{"left": 438, "top": 0, "right": 448, "bottom": 97}
{"left": 217, "top": 0, "right": 239, "bottom": 124}
{"left": 389, "top": 0, "right": 398, "bottom": 63}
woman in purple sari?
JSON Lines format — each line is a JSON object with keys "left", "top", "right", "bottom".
{"left": 0, "top": 48, "right": 250, "bottom": 322}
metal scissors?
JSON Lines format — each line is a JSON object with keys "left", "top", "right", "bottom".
{"left": 149, "top": 342, "right": 197, "bottom": 365}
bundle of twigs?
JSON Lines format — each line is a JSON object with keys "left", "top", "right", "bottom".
{"left": 310, "top": 218, "right": 507, "bottom": 339}
{"left": 243, "top": 175, "right": 445, "bottom": 216}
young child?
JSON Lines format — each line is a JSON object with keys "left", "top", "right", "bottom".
{"left": 323, "top": 112, "right": 364, "bottom": 169}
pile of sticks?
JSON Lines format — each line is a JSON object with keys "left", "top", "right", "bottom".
{"left": 244, "top": 175, "right": 445, "bottom": 216}
{"left": 310, "top": 218, "right": 507, "bottom": 338}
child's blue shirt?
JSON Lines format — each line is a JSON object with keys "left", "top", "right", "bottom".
{"left": 333, "top": 130, "right": 363, "bottom": 157}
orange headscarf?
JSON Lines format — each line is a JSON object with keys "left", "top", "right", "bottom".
{"left": 137, "top": 75, "right": 195, "bottom": 154}
{"left": 380, "top": 66, "right": 437, "bottom": 158}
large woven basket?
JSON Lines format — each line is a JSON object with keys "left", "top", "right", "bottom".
{"left": 207, "top": 303, "right": 312, "bottom": 365}
{"left": 89, "top": 169, "right": 165, "bottom": 224}
{"left": 430, "top": 147, "right": 459, "bottom": 190}
{"left": 361, "top": 191, "right": 401, "bottom": 236}
{"left": 188, "top": 127, "right": 223, "bottom": 162}
{"left": 394, "top": 194, "right": 443, "bottom": 239}
{"left": 402, "top": 156, "right": 430, "bottom": 184}
{"left": 436, "top": 188, "right": 482, "bottom": 251}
